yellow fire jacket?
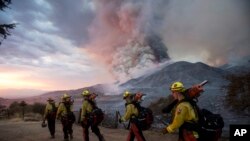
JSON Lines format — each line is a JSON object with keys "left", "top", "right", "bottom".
{"left": 43, "top": 102, "right": 56, "bottom": 119}
{"left": 121, "top": 103, "right": 139, "bottom": 122}
{"left": 80, "top": 100, "right": 93, "bottom": 122}
{"left": 166, "top": 101, "right": 198, "bottom": 133}
{"left": 56, "top": 102, "right": 73, "bottom": 119}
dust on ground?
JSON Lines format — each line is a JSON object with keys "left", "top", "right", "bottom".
{"left": 0, "top": 120, "right": 229, "bottom": 141}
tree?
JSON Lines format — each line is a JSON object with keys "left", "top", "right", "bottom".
{"left": 8, "top": 101, "right": 20, "bottom": 115}
{"left": 0, "top": 0, "right": 16, "bottom": 45}
{"left": 20, "top": 101, "right": 27, "bottom": 120}
{"left": 0, "top": 103, "right": 6, "bottom": 111}
{"left": 224, "top": 72, "right": 250, "bottom": 115}
{"left": 32, "top": 102, "right": 46, "bottom": 115}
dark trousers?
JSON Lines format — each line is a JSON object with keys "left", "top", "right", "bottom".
{"left": 127, "top": 122, "right": 146, "bottom": 141}
{"left": 61, "top": 119, "right": 73, "bottom": 139}
{"left": 82, "top": 122, "right": 104, "bottom": 141}
{"left": 47, "top": 119, "right": 55, "bottom": 136}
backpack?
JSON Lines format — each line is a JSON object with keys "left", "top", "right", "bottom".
{"left": 65, "top": 103, "right": 76, "bottom": 123}
{"left": 197, "top": 108, "right": 224, "bottom": 141}
{"left": 88, "top": 100, "right": 104, "bottom": 126}
{"left": 46, "top": 103, "right": 57, "bottom": 119}
{"left": 180, "top": 100, "right": 224, "bottom": 141}
{"left": 133, "top": 103, "right": 154, "bottom": 130}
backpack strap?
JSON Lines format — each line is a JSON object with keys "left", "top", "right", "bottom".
{"left": 87, "top": 99, "right": 98, "bottom": 109}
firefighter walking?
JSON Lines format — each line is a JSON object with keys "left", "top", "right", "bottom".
{"left": 56, "top": 93, "right": 75, "bottom": 141}
{"left": 119, "top": 91, "right": 146, "bottom": 141}
{"left": 80, "top": 90, "right": 105, "bottom": 141}
{"left": 43, "top": 97, "right": 57, "bottom": 139}
{"left": 162, "top": 82, "right": 199, "bottom": 141}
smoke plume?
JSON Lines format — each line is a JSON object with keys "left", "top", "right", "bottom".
{"left": 84, "top": 0, "right": 250, "bottom": 82}
{"left": 85, "top": 0, "right": 170, "bottom": 82}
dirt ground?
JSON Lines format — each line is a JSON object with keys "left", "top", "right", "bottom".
{"left": 0, "top": 120, "right": 229, "bottom": 141}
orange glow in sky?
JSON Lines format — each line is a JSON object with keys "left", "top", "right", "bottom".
{"left": 0, "top": 72, "right": 48, "bottom": 90}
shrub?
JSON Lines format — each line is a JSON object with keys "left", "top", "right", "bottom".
{"left": 224, "top": 72, "right": 250, "bottom": 115}
{"left": 32, "top": 103, "right": 46, "bottom": 115}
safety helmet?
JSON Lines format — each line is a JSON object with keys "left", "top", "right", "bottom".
{"left": 82, "top": 90, "right": 91, "bottom": 96}
{"left": 123, "top": 91, "right": 131, "bottom": 99}
{"left": 47, "top": 97, "right": 54, "bottom": 101}
{"left": 62, "top": 93, "right": 70, "bottom": 99}
{"left": 170, "top": 82, "right": 185, "bottom": 92}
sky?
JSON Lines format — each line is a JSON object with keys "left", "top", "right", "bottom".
{"left": 0, "top": 0, "right": 250, "bottom": 98}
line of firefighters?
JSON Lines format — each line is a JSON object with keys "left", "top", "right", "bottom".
{"left": 43, "top": 81, "right": 221, "bottom": 141}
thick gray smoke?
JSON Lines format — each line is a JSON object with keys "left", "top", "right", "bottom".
{"left": 85, "top": 0, "right": 250, "bottom": 82}
{"left": 160, "top": 0, "right": 250, "bottom": 66}
{"left": 85, "top": 0, "right": 170, "bottom": 82}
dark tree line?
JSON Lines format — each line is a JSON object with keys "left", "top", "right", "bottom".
{"left": 0, "top": 0, "right": 16, "bottom": 45}
{"left": 5, "top": 101, "right": 46, "bottom": 118}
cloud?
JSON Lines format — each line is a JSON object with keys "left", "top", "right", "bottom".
{"left": 47, "top": 0, "right": 94, "bottom": 46}
{"left": 0, "top": 0, "right": 112, "bottom": 90}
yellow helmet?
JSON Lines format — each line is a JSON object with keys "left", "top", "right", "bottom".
{"left": 82, "top": 90, "right": 90, "bottom": 96}
{"left": 62, "top": 93, "right": 70, "bottom": 99}
{"left": 123, "top": 91, "right": 131, "bottom": 99}
{"left": 47, "top": 97, "right": 54, "bottom": 102}
{"left": 170, "top": 82, "right": 185, "bottom": 92}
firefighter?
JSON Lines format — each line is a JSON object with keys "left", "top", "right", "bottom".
{"left": 162, "top": 82, "right": 199, "bottom": 141}
{"left": 43, "top": 97, "right": 57, "bottom": 139}
{"left": 56, "top": 93, "right": 75, "bottom": 141}
{"left": 80, "top": 90, "right": 105, "bottom": 141}
{"left": 119, "top": 91, "right": 146, "bottom": 141}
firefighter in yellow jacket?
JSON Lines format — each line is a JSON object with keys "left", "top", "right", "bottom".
{"left": 80, "top": 90, "right": 105, "bottom": 141}
{"left": 119, "top": 91, "right": 146, "bottom": 141}
{"left": 162, "top": 82, "right": 199, "bottom": 141}
{"left": 56, "top": 93, "right": 75, "bottom": 141}
{"left": 43, "top": 97, "right": 57, "bottom": 139}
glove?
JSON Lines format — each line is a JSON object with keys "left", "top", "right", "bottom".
{"left": 162, "top": 128, "right": 168, "bottom": 134}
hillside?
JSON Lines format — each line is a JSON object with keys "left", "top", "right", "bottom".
{"left": 120, "top": 61, "right": 228, "bottom": 88}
